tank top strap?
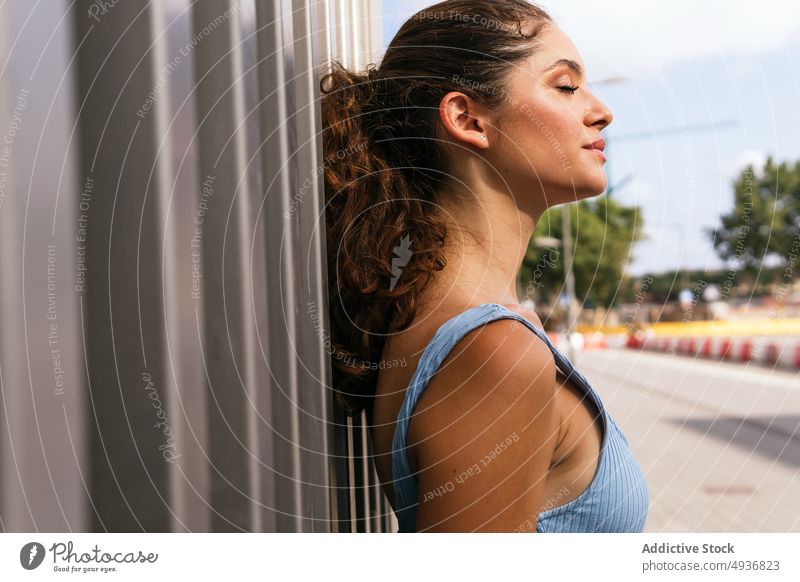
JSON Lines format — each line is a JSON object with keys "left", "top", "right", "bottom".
{"left": 390, "top": 302, "right": 601, "bottom": 532}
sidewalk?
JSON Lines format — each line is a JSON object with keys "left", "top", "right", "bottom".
{"left": 576, "top": 348, "right": 800, "bottom": 533}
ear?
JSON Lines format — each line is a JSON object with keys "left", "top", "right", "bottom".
{"left": 438, "top": 91, "right": 491, "bottom": 149}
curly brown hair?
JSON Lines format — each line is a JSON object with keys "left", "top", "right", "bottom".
{"left": 320, "top": 0, "right": 553, "bottom": 417}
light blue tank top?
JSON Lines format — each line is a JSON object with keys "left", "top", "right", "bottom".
{"left": 391, "top": 303, "right": 649, "bottom": 532}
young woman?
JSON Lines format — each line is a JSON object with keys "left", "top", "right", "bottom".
{"left": 321, "top": 0, "right": 649, "bottom": 532}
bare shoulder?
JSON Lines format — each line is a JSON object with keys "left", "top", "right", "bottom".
{"left": 408, "top": 316, "right": 559, "bottom": 532}
{"left": 500, "top": 302, "right": 545, "bottom": 330}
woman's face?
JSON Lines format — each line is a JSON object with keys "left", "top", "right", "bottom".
{"left": 487, "top": 24, "right": 613, "bottom": 209}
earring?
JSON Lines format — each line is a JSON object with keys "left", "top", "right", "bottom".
{"left": 480, "top": 135, "right": 487, "bottom": 141}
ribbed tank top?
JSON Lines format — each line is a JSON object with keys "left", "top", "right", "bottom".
{"left": 391, "top": 303, "right": 649, "bottom": 532}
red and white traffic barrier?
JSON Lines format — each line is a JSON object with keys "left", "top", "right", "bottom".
{"left": 551, "top": 331, "right": 800, "bottom": 370}
{"left": 629, "top": 334, "right": 800, "bottom": 370}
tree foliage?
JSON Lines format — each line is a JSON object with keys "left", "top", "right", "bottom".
{"left": 519, "top": 196, "right": 645, "bottom": 309}
{"left": 705, "top": 157, "right": 800, "bottom": 273}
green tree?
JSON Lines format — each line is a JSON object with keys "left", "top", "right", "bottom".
{"left": 519, "top": 196, "right": 645, "bottom": 309}
{"left": 705, "top": 157, "right": 800, "bottom": 275}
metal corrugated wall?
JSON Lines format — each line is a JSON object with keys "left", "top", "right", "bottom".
{"left": 0, "top": 0, "right": 393, "bottom": 533}
{"left": 0, "top": 0, "right": 87, "bottom": 533}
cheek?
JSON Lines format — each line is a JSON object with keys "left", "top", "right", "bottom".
{"left": 508, "top": 98, "right": 573, "bottom": 151}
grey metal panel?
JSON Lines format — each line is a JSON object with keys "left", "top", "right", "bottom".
{"left": 73, "top": 0, "right": 173, "bottom": 531}
{"left": 253, "top": 0, "right": 336, "bottom": 533}
{"left": 150, "top": 0, "right": 212, "bottom": 534}
{"left": 316, "top": 0, "right": 333, "bottom": 70}
{"left": 363, "top": 0, "right": 384, "bottom": 64}
{"left": 189, "top": 0, "right": 259, "bottom": 533}
{"left": 254, "top": 0, "right": 298, "bottom": 533}
{"left": 315, "top": 0, "right": 354, "bottom": 534}
{"left": 330, "top": 403, "right": 352, "bottom": 532}
{"left": 291, "top": 0, "right": 338, "bottom": 534}
{"left": 366, "top": 424, "right": 382, "bottom": 532}
{"left": 0, "top": 0, "right": 87, "bottom": 532}
{"left": 149, "top": 0, "right": 191, "bottom": 533}
{"left": 236, "top": 0, "right": 273, "bottom": 534}
{"left": 0, "top": 0, "right": 390, "bottom": 534}
{"left": 356, "top": 413, "right": 372, "bottom": 532}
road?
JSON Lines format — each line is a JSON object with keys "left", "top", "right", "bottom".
{"left": 575, "top": 347, "right": 800, "bottom": 533}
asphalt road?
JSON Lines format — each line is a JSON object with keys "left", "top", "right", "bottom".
{"left": 574, "top": 348, "right": 800, "bottom": 533}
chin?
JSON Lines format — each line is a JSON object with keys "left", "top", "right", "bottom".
{"left": 557, "top": 181, "right": 606, "bottom": 203}
{"left": 585, "top": 183, "right": 608, "bottom": 197}
{"left": 576, "top": 174, "right": 608, "bottom": 198}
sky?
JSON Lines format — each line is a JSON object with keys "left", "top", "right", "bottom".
{"left": 376, "top": 0, "right": 800, "bottom": 277}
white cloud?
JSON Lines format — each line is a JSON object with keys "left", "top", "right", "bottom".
{"left": 723, "top": 149, "right": 767, "bottom": 180}
{"left": 381, "top": 0, "right": 800, "bottom": 80}
{"left": 546, "top": 0, "right": 800, "bottom": 79}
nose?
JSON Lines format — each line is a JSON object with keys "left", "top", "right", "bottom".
{"left": 585, "top": 92, "right": 613, "bottom": 131}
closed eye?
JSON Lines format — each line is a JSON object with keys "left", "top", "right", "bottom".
{"left": 558, "top": 84, "right": 579, "bottom": 95}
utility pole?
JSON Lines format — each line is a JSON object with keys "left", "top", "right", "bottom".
{"left": 561, "top": 204, "right": 579, "bottom": 361}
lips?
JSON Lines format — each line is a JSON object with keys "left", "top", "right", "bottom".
{"left": 583, "top": 138, "right": 606, "bottom": 163}
{"left": 583, "top": 138, "right": 605, "bottom": 152}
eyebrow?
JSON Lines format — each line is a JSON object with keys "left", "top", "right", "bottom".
{"left": 543, "top": 58, "right": 584, "bottom": 78}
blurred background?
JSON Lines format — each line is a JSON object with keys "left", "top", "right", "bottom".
{"left": 0, "top": 0, "right": 798, "bottom": 533}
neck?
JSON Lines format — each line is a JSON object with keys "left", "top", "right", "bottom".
{"left": 422, "top": 182, "right": 542, "bottom": 308}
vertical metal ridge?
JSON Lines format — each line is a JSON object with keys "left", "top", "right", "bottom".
{"left": 74, "top": 0, "right": 171, "bottom": 531}
{"left": 0, "top": 0, "right": 87, "bottom": 532}
{"left": 147, "top": 0, "right": 190, "bottom": 534}
{"left": 291, "top": 0, "right": 335, "bottom": 533}
{"left": 190, "top": 0, "right": 259, "bottom": 532}
{"left": 255, "top": 0, "right": 303, "bottom": 532}
{"left": 229, "top": 4, "right": 264, "bottom": 536}
{"left": 148, "top": 0, "right": 210, "bottom": 534}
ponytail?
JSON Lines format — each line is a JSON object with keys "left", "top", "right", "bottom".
{"left": 320, "top": 61, "right": 448, "bottom": 417}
